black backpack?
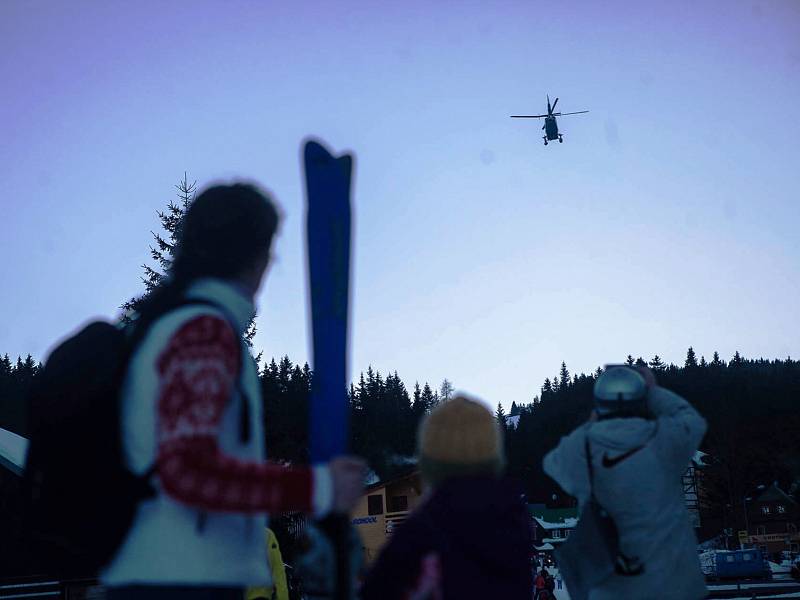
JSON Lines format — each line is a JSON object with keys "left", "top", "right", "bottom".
{"left": 22, "top": 299, "right": 247, "bottom": 576}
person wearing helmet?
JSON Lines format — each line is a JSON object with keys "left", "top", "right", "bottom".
{"left": 543, "top": 365, "right": 707, "bottom": 600}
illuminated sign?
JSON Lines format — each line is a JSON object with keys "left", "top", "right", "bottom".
{"left": 352, "top": 516, "right": 378, "bottom": 526}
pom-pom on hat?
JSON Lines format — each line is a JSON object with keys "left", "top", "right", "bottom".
{"left": 417, "top": 395, "right": 505, "bottom": 487}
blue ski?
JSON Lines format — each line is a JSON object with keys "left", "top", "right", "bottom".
{"left": 304, "top": 139, "right": 353, "bottom": 464}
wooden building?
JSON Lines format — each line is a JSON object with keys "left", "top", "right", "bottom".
{"left": 744, "top": 483, "right": 800, "bottom": 556}
{"left": 350, "top": 469, "right": 423, "bottom": 564}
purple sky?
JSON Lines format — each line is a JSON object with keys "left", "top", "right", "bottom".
{"left": 1, "top": 1, "right": 799, "bottom": 408}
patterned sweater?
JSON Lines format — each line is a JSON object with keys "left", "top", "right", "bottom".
{"left": 103, "top": 278, "right": 331, "bottom": 586}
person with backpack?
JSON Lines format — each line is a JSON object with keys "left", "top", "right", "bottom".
{"left": 542, "top": 365, "right": 707, "bottom": 600}
{"left": 360, "top": 395, "right": 532, "bottom": 600}
{"left": 84, "top": 183, "right": 365, "bottom": 598}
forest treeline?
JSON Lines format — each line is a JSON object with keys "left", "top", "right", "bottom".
{"left": 3, "top": 346, "right": 798, "bottom": 537}
{"left": 3, "top": 177, "right": 798, "bottom": 542}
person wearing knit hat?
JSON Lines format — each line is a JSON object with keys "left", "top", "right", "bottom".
{"left": 361, "top": 395, "right": 532, "bottom": 600}
{"left": 418, "top": 395, "right": 505, "bottom": 487}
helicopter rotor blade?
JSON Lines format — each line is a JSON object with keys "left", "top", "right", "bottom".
{"left": 555, "top": 111, "right": 589, "bottom": 116}
{"left": 551, "top": 97, "right": 559, "bottom": 112}
{"left": 547, "top": 94, "right": 551, "bottom": 114}
{"left": 510, "top": 115, "right": 548, "bottom": 118}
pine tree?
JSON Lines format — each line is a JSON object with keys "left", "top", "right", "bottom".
{"left": 420, "top": 383, "right": 435, "bottom": 413}
{"left": 122, "top": 174, "right": 196, "bottom": 316}
{"left": 649, "top": 355, "right": 665, "bottom": 371}
{"left": 685, "top": 347, "right": 698, "bottom": 368}
{"left": 700, "top": 355, "right": 708, "bottom": 368}
{"left": 626, "top": 355, "right": 635, "bottom": 366}
{"left": 412, "top": 382, "right": 423, "bottom": 413}
{"left": 439, "top": 378, "right": 454, "bottom": 402}
{"left": 495, "top": 402, "right": 507, "bottom": 427}
{"left": 712, "top": 351, "right": 722, "bottom": 366}
{"left": 559, "top": 362, "right": 570, "bottom": 390}
{"left": 541, "top": 378, "right": 553, "bottom": 395}
{"left": 510, "top": 401, "right": 520, "bottom": 417}
{"left": 635, "top": 357, "right": 647, "bottom": 367}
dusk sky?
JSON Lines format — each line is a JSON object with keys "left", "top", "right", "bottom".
{"left": 2, "top": 1, "right": 799, "bottom": 409}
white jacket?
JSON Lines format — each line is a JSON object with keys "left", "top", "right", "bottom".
{"left": 543, "top": 386, "right": 707, "bottom": 600}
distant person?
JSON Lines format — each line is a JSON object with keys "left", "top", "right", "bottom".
{"left": 543, "top": 365, "right": 707, "bottom": 600}
{"left": 360, "top": 396, "right": 532, "bottom": 600}
{"left": 245, "top": 528, "right": 289, "bottom": 600}
{"left": 533, "top": 566, "right": 557, "bottom": 599}
{"left": 101, "top": 184, "right": 364, "bottom": 599}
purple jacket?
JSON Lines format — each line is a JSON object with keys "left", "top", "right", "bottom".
{"left": 360, "top": 476, "right": 533, "bottom": 600}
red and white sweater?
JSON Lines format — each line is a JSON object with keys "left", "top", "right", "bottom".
{"left": 103, "top": 278, "right": 331, "bottom": 587}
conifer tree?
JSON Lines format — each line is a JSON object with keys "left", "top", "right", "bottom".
{"left": 685, "top": 347, "right": 698, "bottom": 368}
{"left": 559, "top": 362, "right": 570, "bottom": 390}
{"left": 510, "top": 401, "right": 520, "bottom": 416}
{"left": 495, "top": 402, "right": 507, "bottom": 427}
{"left": 712, "top": 351, "right": 722, "bottom": 366}
{"left": 626, "top": 355, "right": 635, "bottom": 366}
{"left": 420, "top": 383, "right": 435, "bottom": 413}
{"left": 439, "top": 378, "right": 454, "bottom": 402}
{"left": 649, "top": 355, "right": 665, "bottom": 371}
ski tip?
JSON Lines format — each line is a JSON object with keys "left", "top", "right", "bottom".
{"left": 303, "top": 138, "right": 335, "bottom": 166}
{"left": 336, "top": 154, "right": 354, "bottom": 178}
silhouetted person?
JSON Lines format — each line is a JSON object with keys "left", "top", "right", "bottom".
{"left": 102, "top": 183, "right": 364, "bottom": 599}
{"left": 543, "top": 366, "right": 707, "bottom": 600}
{"left": 360, "top": 396, "right": 532, "bottom": 600}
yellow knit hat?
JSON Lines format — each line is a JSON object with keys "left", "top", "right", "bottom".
{"left": 417, "top": 395, "right": 505, "bottom": 486}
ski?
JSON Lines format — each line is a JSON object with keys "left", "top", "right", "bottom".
{"left": 303, "top": 138, "right": 354, "bottom": 600}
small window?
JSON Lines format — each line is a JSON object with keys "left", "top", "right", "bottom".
{"left": 742, "top": 553, "right": 752, "bottom": 561}
{"left": 367, "top": 494, "right": 384, "bottom": 516}
{"left": 726, "top": 555, "right": 735, "bottom": 563}
{"left": 761, "top": 506, "right": 771, "bottom": 515}
{"left": 777, "top": 505, "right": 786, "bottom": 514}
{"left": 389, "top": 495, "right": 408, "bottom": 513}
{"left": 552, "top": 530, "right": 562, "bottom": 539}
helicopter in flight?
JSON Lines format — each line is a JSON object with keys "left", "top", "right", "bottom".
{"left": 511, "top": 95, "right": 589, "bottom": 145}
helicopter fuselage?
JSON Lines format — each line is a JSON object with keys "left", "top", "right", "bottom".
{"left": 544, "top": 116, "right": 559, "bottom": 141}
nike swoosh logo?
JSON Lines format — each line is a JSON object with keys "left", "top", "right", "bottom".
{"left": 602, "top": 445, "right": 645, "bottom": 468}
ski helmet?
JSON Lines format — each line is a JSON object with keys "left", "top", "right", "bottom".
{"left": 593, "top": 365, "right": 648, "bottom": 416}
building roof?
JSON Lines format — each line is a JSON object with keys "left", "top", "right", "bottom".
{"left": 535, "top": 516, "right": 578, "bottom": 530}
{"left": 365, "top": 466, "right": 420, "bottom": 492}
{"left": 0, "top": 426, "right": 28, "bottom": 476}
{"left": 528, "top": 505, "right": 579, "bottom": 524}
{"left": 754, "top": 483, "right": 797, "bottom": 506}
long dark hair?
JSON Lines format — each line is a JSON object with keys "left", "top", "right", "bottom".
{"left": 134, "top": 182, "right": 280, "bottom": 325}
